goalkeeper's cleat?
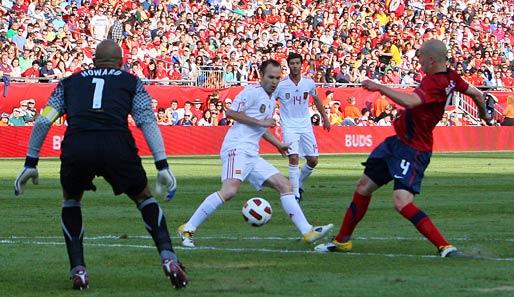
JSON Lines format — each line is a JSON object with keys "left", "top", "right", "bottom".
{"left": 71, "top": 267, "right": 89, "bottom": 290}
{"left": 314, "top": 239, "right": 353, "bottom": 253}
{"left": 303, "top": 223, "right": 334, "bottom": 244}
{"left": 177, "top": 224, "right": 195, "bottom": 247}
{"left": 438, "top": 245, "right": 458, "bottom": 258}
{"left": 162, "top": 258, "right": 188, "bottom": 289}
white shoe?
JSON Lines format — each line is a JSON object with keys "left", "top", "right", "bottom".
{"left": 303, "top": 224, "right": 334, "bottom": 244}
{"left": 438, "top": 245, "right": 458, "bottom": 258}
{"left": 177, "top": 224, "right": 195, "bottom": 247}
{"left": 314, "top": 240, "right": 352, "bottom": 253}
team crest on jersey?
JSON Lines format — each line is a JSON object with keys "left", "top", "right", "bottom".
{"left": 260, "top": 104, "right": 266, "bottom": 113}
{"left": 303, "top": 92, "right": 309, "bottom": 100}
{"left": 285, "top": 93, "right": 290, "bottom": 99}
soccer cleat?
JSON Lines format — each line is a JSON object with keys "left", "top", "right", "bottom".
{"left": 71, "top": 268, "right": 89, "bottom": 290}
{"left": 438, "top": 245, "right": 458, "bottom": 258}
{"left": 303, "top": 224, "right": 334, "bottom": 244}
{"left": 162, "top": 258, "right": 188, "bottom": 289}
{"left": 314, "top": 239, "right": 353, "bottom": 253}
{"left": 177, "top": 224, "right": 195, "bottom": 247}
{"left": 295, "top": 188, "right": 304, "bottom": 203}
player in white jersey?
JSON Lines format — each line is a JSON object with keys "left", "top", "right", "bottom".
{"left": 177, "top": 60, "right": 333, "bottom": 248}
{"left": 275, "top": 52, "right": 331, "bottom": 202}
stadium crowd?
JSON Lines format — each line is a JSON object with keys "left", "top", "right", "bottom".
{"left": 1, "top": 0, "right": 514, "bottom": 126}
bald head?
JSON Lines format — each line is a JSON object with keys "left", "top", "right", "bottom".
{"left": 417, "top": 39, "right": 448, "bottom": 74}
{"left": 419, "top": 39, "right": 447, "bottom": 63}
{"left": 94, "top": 40, "right": 123, "bottom": 69}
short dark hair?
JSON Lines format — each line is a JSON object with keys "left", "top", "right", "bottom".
{"left": 259, "top": 59, "right": 281, "bottom": 73}
{"left": 287, "top": 52, "right": 303, "bottom": 64}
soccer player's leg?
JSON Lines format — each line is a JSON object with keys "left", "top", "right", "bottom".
{"left": 316, "top": 141, "right": 391, "bottom": 253}
{"left": 179, "top": 150, "right": 246, "bottom": 247}
{"left": 133, "top": 193, "right": 188, "bottom": 289}
{"left": 259, "top": 162, "right": 333, "bottom": 245}
{"left": 298, "top": 131, "right": 319, "bottom": 200}
{"left": 284, "top": 131, "right": 301, "bottom": 200}
{"left": 391, "top": 148, "right": 457, "bottom": 258}
{"left": 60, "top": 157, "right": 93, "bottom": 290}
{"left": 108, "top": 144, "right": 187, "bottom": 288}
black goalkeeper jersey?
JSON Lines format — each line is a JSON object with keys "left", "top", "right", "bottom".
{"left": 61, "top": 67, "right": 138, "bottom": 136}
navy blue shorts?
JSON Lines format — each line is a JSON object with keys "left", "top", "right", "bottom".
{"left": 60, "top": 132, "right": 148, "bottom": 196}
{"left": 362, "top": 136, "right": 431, "bottom": 194}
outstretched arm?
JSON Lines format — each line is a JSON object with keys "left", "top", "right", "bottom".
{"left": 362, "top": 79, "right": 422, "bottom": 109}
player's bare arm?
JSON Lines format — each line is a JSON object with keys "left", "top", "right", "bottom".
{"left": 362, "top": 79, "right": 422, "bottom": 109}
{"left": 464, "top": 85, "right": 489, "bottom": 121}
{"left": 226, "top": 109, "right": 277, "bottom": 127}
{"left": 263, "top": 130, "right": 290, "bottom": 157}
{"left": 312, "top": 94, "right": 331, "bottom": 131}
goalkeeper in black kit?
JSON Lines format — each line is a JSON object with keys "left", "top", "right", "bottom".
{"left": 14, "top": 40, "right": 188, "bottom": 290}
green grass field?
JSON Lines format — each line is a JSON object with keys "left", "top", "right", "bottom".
{"left": 1, "top": 153, "right": 513, "bottom": 297}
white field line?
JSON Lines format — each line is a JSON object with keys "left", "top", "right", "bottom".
{"left": 1, "top": 236, "right": 513, "bottom": 262}
{"left": 2, "top": 235, "right": 514, "bottom": 242}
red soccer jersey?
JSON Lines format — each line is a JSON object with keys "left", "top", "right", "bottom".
{"left": 394, "top": 69, "right": 469, "bottom": 152}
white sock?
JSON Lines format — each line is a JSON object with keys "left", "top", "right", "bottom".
{"left": 288, "top": 164, "right": 300, "bottom": 197}
{"left": 280, "top": 194, "right": 312, "bottom": 234}
{"left": 185, "top": 192, "right": 224, "bottom": 231}
{"left": 299, "top": 164, "right": 314, "bottom": 188}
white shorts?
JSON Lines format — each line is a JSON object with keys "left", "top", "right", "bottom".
{"left": 283, "top": 129, "right": 319, "bottom": 158}
{"left": 221, "top": 149, "right": 279, "bottom": 190}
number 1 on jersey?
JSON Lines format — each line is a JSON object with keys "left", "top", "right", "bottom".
{"left": 92, "top": 78, "right": 105, "bottom": 109}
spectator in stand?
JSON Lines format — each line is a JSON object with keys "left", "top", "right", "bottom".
{"left": 25, "top": 98, "right": 37, "bottom": 119}
{"left": 165, "top": 100, "right": 180, "bottom": 125}
{"left": 215, "top": 100, "right": 226, "bottom": 119}
{"left": 89, "top": 6, "right": 110, "bottom": 41}
{"left": 376, "top": 104, "right": 394, "bottom": 123}
{"left": 11, "top": 58, "right": 22, "bottom": 79}
{"left": 197, "top": 109, "right": 216, "bottom": 126}
{"left": 9, "top": 107, "right": 26, "bottom": 126}
{"left": 12, "top": 27, "right": 27, "bottom": 51}
{"left": 177, "top": 112, "right": 193, "bottom": 126}
{"left": 329, "top": 101, "right": 343, "bottom": 126}
{"left": 39, "top": 60, "right": 57, "bottom": 82}
{"left": 501, "top": 95, "right": 514, "bottom": 126}
{"left": 374, "top": 95, "right": 389, "bottom": 118}
{"left": 343, "top": 97, "right": 362, "bottom": 121}
{"left": 0, "top": 53, "right": 13, "bottom": 78}
{"left": 311, "top": 114, "right": 321, "bottom": 126}
{"left": 22, "top": 60, "right": 41, "bottom": 82}
{"left": 0, "top": 112, "right": 10, "bottom": 126}
{"left": 190, "top": 99, "right": 204, "bottom": 120}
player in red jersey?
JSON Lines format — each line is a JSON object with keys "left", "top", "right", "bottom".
{"left": 315, "top": 39, "right": 490, "bottom": 258}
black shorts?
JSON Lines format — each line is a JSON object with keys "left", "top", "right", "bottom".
{"left": 363, "top": 136, "right": 431, "bottom": 195}
{"left": 60, "top": 132, "right": 148, "bottom": 196}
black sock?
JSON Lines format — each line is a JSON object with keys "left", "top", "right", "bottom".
{"left": 138, "top": 198, "right": 174, "bottom": 255}
{"left": 62, "top": 200, "right": 85, "bottom": 270}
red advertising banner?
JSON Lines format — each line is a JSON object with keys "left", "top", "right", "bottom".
{"left": 0, "top": 83, "right": 511, "bottom": 114}
{"left": 1, "top": 126, "right": 512, "bottom": 158}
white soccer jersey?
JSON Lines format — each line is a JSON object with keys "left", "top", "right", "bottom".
{"left": 220, "top": 84, "right": 275, "bottom": 157}
{"left": 274, "top": 76, "right": 317, "bottom": 132}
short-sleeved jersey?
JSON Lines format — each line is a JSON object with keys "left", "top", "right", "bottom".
{"left": 394, "top": 69, "right": 469, "bottom": 152}
{"left": 274, "top": 76, "right": 316, "bottom": 132}
{"left": 220, "top": 84, "right": 275, "bottom": 156}
{"left": 55, "top": 68, "right": 147, "bottom": 136}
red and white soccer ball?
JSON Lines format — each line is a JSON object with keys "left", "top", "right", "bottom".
{"left": 242, "top": 197, "right": 272, "bottom": 227}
